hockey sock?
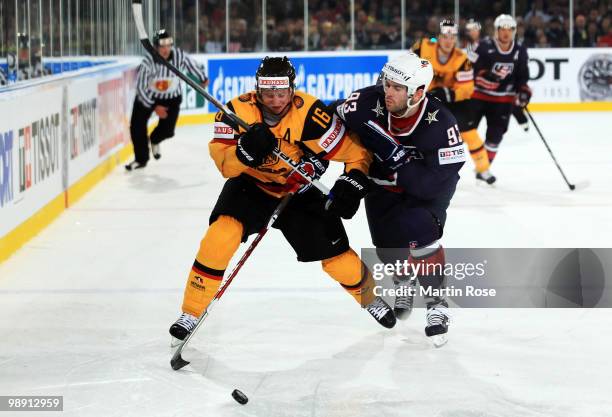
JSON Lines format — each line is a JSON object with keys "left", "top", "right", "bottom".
{"left": 410, "top": 243, "right": 448, "bottom": 308}
{"left": 181, "top": 215, "right": 243, "bottom": 316}
{"left": 322, "top": 249, "right": 376, "bottom": 307}
{"left": 484, "top": 142, "right": 498, "bottom": 163}
{"left": 462, "top": 129, "right": 490, "bottom": 173}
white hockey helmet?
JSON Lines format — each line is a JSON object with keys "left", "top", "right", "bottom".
{"left": 439, "top": 18, "right": 458, "bottom": 36}
{"left": 465, "top": 18, "right": 481, "bottom": 32}
{"left": 494, "top": 14, "right": 517, "bottom": 38}
{"left": 381, "top": 52, "right": 433, "bottom": 111}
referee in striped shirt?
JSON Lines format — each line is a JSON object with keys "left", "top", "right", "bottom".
{"left": 126, "top": 29, "right": 208, "bottom": 170}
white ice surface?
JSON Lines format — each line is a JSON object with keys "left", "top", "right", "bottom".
{"left": 1, "top": 112, "right": 612, "bottom": 416}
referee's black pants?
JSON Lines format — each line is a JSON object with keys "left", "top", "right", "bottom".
{"left": 129, "top": 95, "right": 182, "bottom": 164}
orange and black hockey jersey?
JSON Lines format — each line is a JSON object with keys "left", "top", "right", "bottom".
{"left": 210, "top": 90, "right": 371, "bottom": 197}
{"left": 412, "top": 38, "right": 474, "bottom": 102}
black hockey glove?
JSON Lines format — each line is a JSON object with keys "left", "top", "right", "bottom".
{"left": 515, "top": 85, "right": 532, "bottom": 108}
{"left": 326, "top": 169, "right": 370, "bottom": 219}
{"left": 429, "top": 87, "right": 456, "bottom": 104}
{"left": 367, "top": 162, "right": 398, "bottom": 186}
{"left": 235, "top": 123, "right": 277, "bottom": 167}
{"left": 364, "top": 135, "right": 411, "bottom": 173}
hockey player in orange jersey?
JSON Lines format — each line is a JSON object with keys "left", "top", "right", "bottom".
{"left": 413, "top": 18, "right": 496, "bottom": 184}
{"left": 169, "top": 57, "right": 397, "bottom": 341}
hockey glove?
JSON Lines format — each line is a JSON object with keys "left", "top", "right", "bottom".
{"left": 326, "top": 169, "right": 370, "bottom": 219}
{"left": 515, "top": 85, "right": 532, "bottom": 108}
{"left": 368, "top": 162, "right": 398, "bottom": 186}
{"left": 235, "top": 123, "right": 277, "bottom": 167}
{"left": 286, "top": 153, "right": 328, "bottom": 194}
{"left": 429, "top": 87, "right": 456, "bottom": 104}
{"left": 362, "top": 133, "right": 411, "bottom": 173}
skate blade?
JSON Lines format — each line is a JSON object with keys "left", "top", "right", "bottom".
{"left": 170, "top": 337, "right": 183, "bottom": 348}
{"left": 429, "top": 334, "right": 448, "bottom": 348}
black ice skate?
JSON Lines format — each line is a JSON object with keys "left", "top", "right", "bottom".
{"left": 476, "top": 170, "right": 496, "bottom": 185}
{"left": 169, "top": 313, "right": 198, "bottom": 345}
{"left": 366, "top": 296, "right": 396, "bottom": 329}
{"left": 393, "top": 276, "right": 416, "bottom": 320}
{"left": 125, "top": 160, "right": 147, "bottom": 171}
{"left": 151, "top": 143, "right": 161, "bottom": 160}
{"left": 425, "top": 302, "right": 450, "bottom": 347}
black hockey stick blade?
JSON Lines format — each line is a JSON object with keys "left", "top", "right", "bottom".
{"left": 170, "top": 353, "right": 190, "bottom": 370}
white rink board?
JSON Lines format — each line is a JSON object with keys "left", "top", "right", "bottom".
{"left": 0, "top": 61, "right": 138, "bottom": 240}
{"left": 0, "top": 85, "right": 64, "bottom": 237}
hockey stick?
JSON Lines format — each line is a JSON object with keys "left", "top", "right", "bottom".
{"left": 131, "top": 0, "right": 330, "bottom": 195}
{"left": 525, "top": 108, "right": 576, "bottom": 191}
{"left": 171, "top": 193, "right": 293, "bottom": 370}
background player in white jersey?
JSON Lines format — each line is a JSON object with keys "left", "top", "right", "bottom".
{"left": 125, "top": 29, "right": 208, "bottom": 170}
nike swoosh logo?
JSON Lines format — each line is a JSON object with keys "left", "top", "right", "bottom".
{"left": 332, "top": 238, "right": 342, "bottom": 245}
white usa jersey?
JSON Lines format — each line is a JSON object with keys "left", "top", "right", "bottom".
{"left": 136, "top": 47, "right": 207, "bottom": 107}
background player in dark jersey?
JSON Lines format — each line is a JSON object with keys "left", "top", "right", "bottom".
{"left": 465, "top": 14, "right": 532, "bottom": 176}
{"left": 169, "top": 57, "right": 397, "bottom": 343}
{"left": 463, "top": 18, "right": 530, "bottom": 134}
{"left": 125, "top": 29, "right": 208, "bottom": 171}
{"left": 334, "top": 53, "right": 466, "bottom": 346}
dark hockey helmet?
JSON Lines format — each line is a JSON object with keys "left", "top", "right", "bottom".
{"left": 153, "top": 29, "right": 173, "bottom": 47}
{"left": 255, "top": 56, "right": 296, "bottom": 93}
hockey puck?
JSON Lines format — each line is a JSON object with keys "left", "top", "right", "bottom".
{"left": 231, "top": 389, "right": 248, "bottom": 405}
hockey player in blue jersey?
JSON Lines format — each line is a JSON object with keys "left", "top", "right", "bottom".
{"left": 467, "top": 14, "right": 531, "bottom": 167}
{"left": 333, "top": 53, "right": 466, "bottom": 346}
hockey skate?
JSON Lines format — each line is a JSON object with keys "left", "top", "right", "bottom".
{"left": 393, "top": 275, "right": 416, "bottom": 320}
{"left": 476, "top": 170, "right": 496, "bottom": 185}
{"left": 366, "top": 296, "right": 396, "bottom": 329}
{"left": 125, "top": 160, "right": 147, "bottom": 171}
{"left": 425, "top": 302, "right": 450, "bottom": 347}
{"left": 169, "top": 313, "right": 198, "bottom": 346}
{"left": 151, "top": 143, "right": 161, "bottom": 160}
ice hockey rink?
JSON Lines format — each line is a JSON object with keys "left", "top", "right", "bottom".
{"left": 1, "top": 112, "right": 611, "bottom": 417}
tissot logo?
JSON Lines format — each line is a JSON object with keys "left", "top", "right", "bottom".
{"left": 18, "top": 113, "right": 60, "bottom": 193}
{"left": 70, "top": 99, "right": 97, "bottom": 160}
{"left": 384, "top": 64, "right": 410, "bottom": 81}
{"left": 0, "top": 130, "right": 14, "bottom": 207}
{"left": 528, "top": 58, "right": 569, "bottom": 81}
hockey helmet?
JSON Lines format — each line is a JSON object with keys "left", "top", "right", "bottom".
{"left": 465, "top": 19, "right": 482, "bottom": 32}
{"left": 494, "top": 14, "right": 517, "bottom": 39}
{"left": 381, "top": 52, "right": 433, "bottom": 111}
{"left": 153, "top": 29, "right": 173, "bottom": 47}
{"left": 439, "top": 18, "right": 458, "bottom": 36}
{"left": 255, "top": 56, "right": 296, "bottom": 93}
